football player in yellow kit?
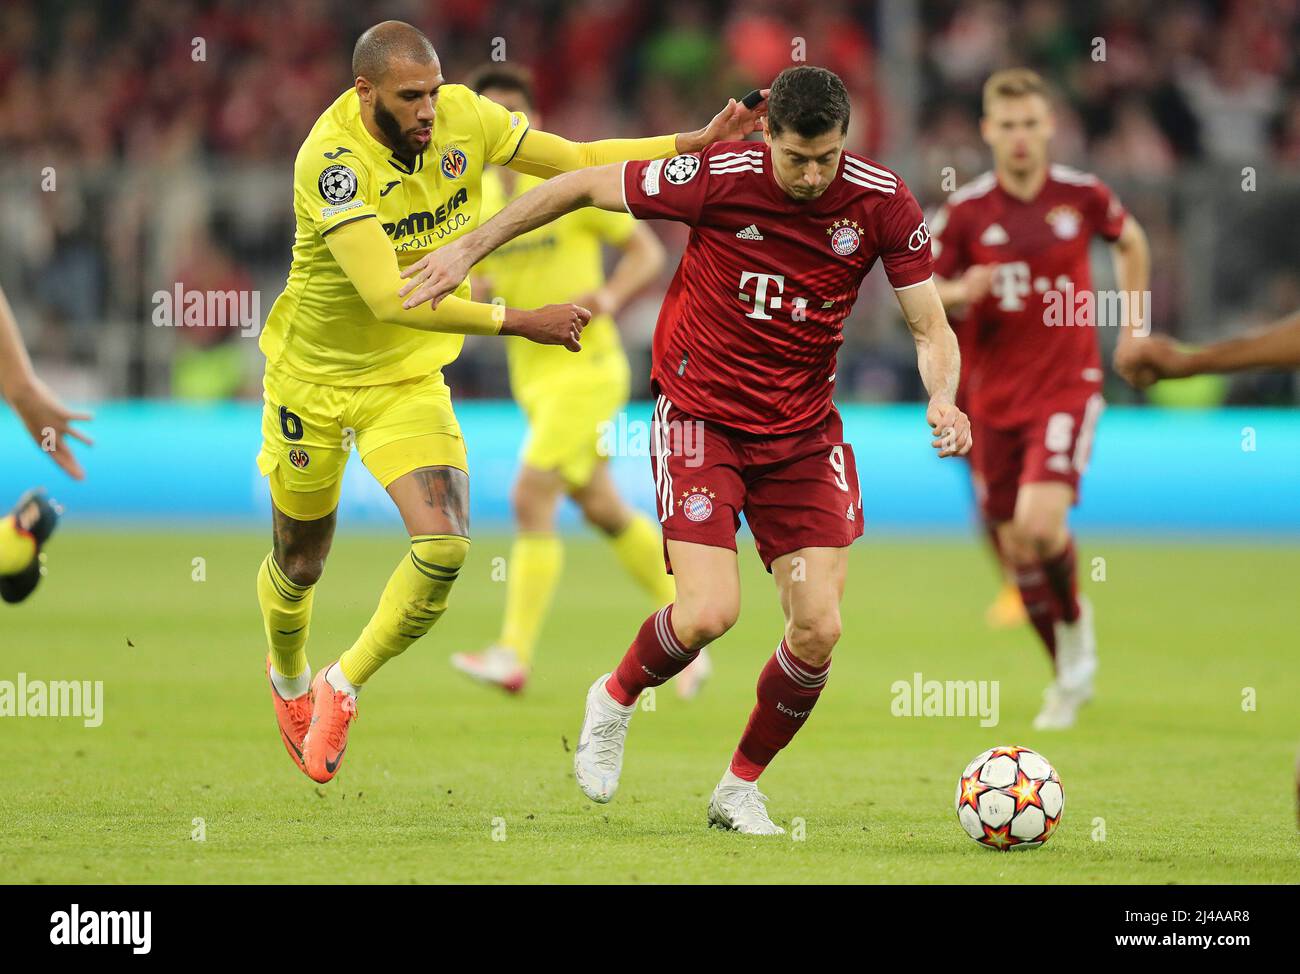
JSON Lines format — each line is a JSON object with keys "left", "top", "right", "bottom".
{"left": 448, "top": 67, "right": 712, "bottom": 699}
{"left": 0, "top": 284, "right": 91, "bottom": 604}
{"left": 257, "top": 21, "right": 766, "bottom": 782}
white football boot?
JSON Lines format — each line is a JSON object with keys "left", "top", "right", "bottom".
{"left": 1033, "top": 596, "right": 1096, "bottom": 730}
{"left": 574, "top": 674, "right": 635, "bottom": 803}
{"left": 707, "top": 769, "right": 785, "bottom": 835}
{"left": 1054, "top": 594, "right": 1097, "bottom": 697}
{"left": 1032, "top": 682, "right": 1083, "bottom": 730}
{"left": 675, "top": 648, "right": 713, "bottom": 700}
{"left": 450, "top": 645, "right": 528, "bottom": 694}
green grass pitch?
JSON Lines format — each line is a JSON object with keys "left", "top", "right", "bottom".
{"left": 1, "top": 529, "right": 1297, "bottom": 884}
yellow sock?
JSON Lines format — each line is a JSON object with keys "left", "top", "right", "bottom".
{"left": 0, "top": 515, "right": 36, "bottom": 576}
{"left": 498, "top": 533, "right": 563, "bottom": 667}
{"left": 339, "top": 534, "right": 469, "bottom": 685}
{"left": 256, "top": 553, "right": 314, "bottom": 679}
{"left": 610, "top": 512, "right": 675, "bottom": 606}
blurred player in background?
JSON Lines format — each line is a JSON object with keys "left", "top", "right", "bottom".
{"left": 0, "top": 285, "right": 92, "bottom": 604}
{"left": 401, "top": 66, "right": 971, "bottom": 834}
{"left": 257, "top": 21, "right": 767, "bottom": 784}
{"left": 448, "top": 66, "right": 714, "bottom": 698}
{"left": 942, "top": 264, "right": 1026, "bottom": 630}
{"left": 932, "top": 68, "right": 1151, "bottom": 730}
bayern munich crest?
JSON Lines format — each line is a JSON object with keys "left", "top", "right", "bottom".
{"left": 318, "top": 164, "right": 358, "bottom": 204}
{"left": 827, "top": 218, "right": 862, "bottom": 256}
{"left": 440, "top": 146, "right": 468, "bottom": 179}
{"left": 678, "top": 486, "right": 715, "bottom": 522}
{"left": 1046, "top": 205, "right": 1082, "bottom": 240}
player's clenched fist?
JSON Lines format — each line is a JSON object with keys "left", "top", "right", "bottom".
{"left": 502, "top": 303, "right": 591, "bottom": 353}
{"left": 958, "top": 264, "right": 994, "bottom": 305}
{"left": 398, "top": 241, "right": 474, "bottom": 310}
{"left": 1114, "top": 334, "right": 1187, "bottom": 389}
{"left": 926, "top": 397, "right": 972, "bottom": 458}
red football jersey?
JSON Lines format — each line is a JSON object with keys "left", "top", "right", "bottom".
{"left": 932, "top": 165, "right": 1127, "bottom": 428}
{"left": 622, "top": 141, "right": 933, "bottom": 435}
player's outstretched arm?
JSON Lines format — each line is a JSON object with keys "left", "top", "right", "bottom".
{"left": 504, "top": 90, "right": 769, "bottom": 180}
{"left": 894, "top": 279, "right": 972, "bottom": 458}
{"left": 1119, "top": 311, "right": 1300, "bottom": 389}
{"left": 1109, "top": 214, "right": 1152, "bottom": 382}
{"left": 399, "top": 164, "right": 628, "bottom": 310}
{"left": 325, "top": 217, "right": 590, "bottom": 351}
{"left": 0, "top": 286, "right": 92, "bottom": 479}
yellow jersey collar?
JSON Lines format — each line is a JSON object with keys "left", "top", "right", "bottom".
{"left": 334, "top": 88, "right": 429, "bottom": 176}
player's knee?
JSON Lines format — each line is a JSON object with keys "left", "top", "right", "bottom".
{"left": 1012, "top": 517, "right": 1063, "bottom": 560}
{"left": 413, "top": 533, "right": 470, "bottom": 570}
{"left": 279, "top": 550, "right": 326, "bottom": 588}
{"left": 510, "top": 478, "right": 559, "bottom": 533}
{"left": 672, "top": 602, "right": 738, "bottom": 649}
{"left": 785, "top": 613, "right": 840, "bottom": 667}
{"left": 577, "top": 494, "right": 629, "bottom": 537}
{"left": 409, "top": 535, "right": 470, "bottom": 598}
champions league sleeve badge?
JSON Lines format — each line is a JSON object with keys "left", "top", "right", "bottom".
{"left": 319, "top": 164, "right": 359, "bottom": 204}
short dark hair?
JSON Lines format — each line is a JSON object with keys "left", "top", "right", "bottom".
{"left": 765, "top": 66, "right": 850, "bottom": 139}
{"left": 466, "top": 63, "right": 535, "bottom": 109}
{"left": 352, "top": 20, "right": 438, "bottom": 83}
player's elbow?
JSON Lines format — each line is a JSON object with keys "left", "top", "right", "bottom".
{"left": 357, "top": 288, "right": 404, "bottom": 327}
{"left": 624, "top": 232, "right": 665, "bottom": 283}
{"left": 1116, "top": 215, "right": 1148, "bottom": 254}
{"left": 639, "top": 232, "right": 667, "bottom": 277}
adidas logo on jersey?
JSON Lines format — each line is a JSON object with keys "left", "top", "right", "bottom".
{"left": 980, "top": 223, "right": 1009, "bottom": 246}
{"left": 736, "top": 224, "right": 764, "bottom": 241}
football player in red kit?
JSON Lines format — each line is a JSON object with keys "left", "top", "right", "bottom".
{"left": 933, "top": 69, "right": 1151, "bottom": 730}
{"left": 399, "top": 66, "right": 970, "bottom": 834}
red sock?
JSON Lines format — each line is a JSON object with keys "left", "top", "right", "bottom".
{"left": 729, "top": 640, "right": 830, "bottom": 781}
{"left": 1014, "top": 563, "right": 1058, "bottom": 659}
{"left": 605, "top": 605, "right": 696, "bottom": 706}
{"left": 1041, "top": 538, "right": 1080, "bottom": 623}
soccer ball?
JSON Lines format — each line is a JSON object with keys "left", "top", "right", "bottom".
{"left": 955, "top": 745, "right": 1063, "bottom": 851}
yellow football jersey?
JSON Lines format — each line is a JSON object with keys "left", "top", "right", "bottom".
{"left": 262, "top": 84, "right": 529, "bottom": 386}
{"left": 476, "top": 168, "right": 635, "bottom": 401}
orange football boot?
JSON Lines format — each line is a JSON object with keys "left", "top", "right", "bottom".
{"left": 266, "top": 657, "right": 313, "bottom": 773}
{"left": 985, "top": 581, "right": 1027, "bottom": 629}
{"left": 302, "top": 664, "right": 358, "bottom": 783}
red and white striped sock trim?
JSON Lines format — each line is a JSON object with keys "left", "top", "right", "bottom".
{"left": 655, "top": 605, "right": 694, "bottom": 662}
{"left": 1015, "top": 567, "right": 1046, "bottom": 587}
{"left": 775, "top": 639, "right": 829, "bottom": 690}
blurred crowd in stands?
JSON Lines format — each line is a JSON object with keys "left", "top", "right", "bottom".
{"left": 1, "top": 0, "right": 1298, "bottom": 404}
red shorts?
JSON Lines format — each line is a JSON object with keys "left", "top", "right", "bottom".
{"left": 650, "top": 396, "right": 864, "bottom": 572}
{"left": 970, "top": 393, "right": 1104, "bottom": 523}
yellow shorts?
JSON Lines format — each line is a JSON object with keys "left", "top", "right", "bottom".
{"left": 514, "top": 358, "right": 630, "bottom": 489}
{"left": 256, "top": 368, "right": 467, "bottom": 521}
